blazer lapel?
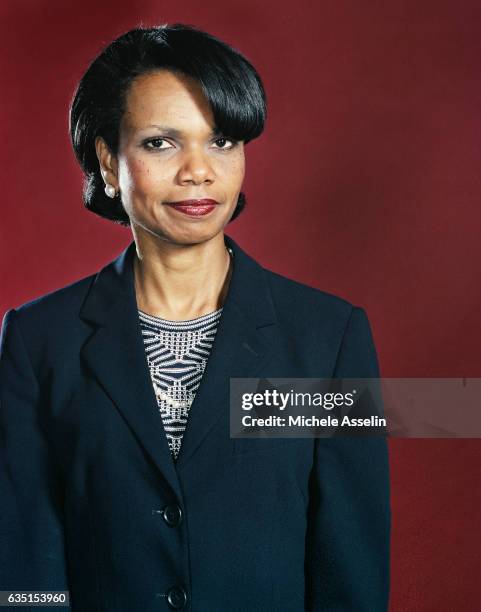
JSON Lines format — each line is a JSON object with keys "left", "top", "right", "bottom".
{"left": 79, "top": 235, "right": 277, "bottom": 486}
{"left": 176, "top": 235, "right": 277, "bottom": 469}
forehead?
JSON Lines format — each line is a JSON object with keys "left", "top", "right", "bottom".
{"left": 121, "top": 69, "right": 214, "bottom": 133}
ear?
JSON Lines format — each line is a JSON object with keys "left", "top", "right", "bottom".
{"left": 95, "top": 136, "right": 119, "bottom": 189}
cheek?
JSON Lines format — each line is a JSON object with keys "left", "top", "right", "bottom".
{"left": 119, "top": 156, "right": 166, "bottom": 196}
{"left": 221, "top": 154, "right": 245, "bottom": 188}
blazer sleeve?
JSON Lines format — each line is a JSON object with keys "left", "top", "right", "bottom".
{"left": 305, "top": 306, "right": 391, "bottom": 611}
{"left": 0, "top": 309, "right": 70, "bottom": 597}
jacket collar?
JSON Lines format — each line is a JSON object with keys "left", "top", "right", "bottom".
{"left": 79, "top": 234, "right": 277, "bottom": 495}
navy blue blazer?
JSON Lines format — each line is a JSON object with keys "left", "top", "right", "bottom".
{"left": 0, "top": 234, "right": 390, "bottom": 611}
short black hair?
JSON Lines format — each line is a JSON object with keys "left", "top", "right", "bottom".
{"left": 69, "top": 23, "right": 267, "bottom": 226}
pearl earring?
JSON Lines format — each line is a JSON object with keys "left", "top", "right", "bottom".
{"left": 104, "top": 184, "right": 117, "bottom": 198}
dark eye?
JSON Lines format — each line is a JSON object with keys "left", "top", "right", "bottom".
{"left": 144, "top": 138, "right": 174, "bottom": 150}
{"left": 212, "top": 137, "right": 235, "bottom": 149}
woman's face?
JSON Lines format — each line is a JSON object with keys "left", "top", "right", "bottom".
{"left": 97, "top": 69, "right": 245, "bottom": 245}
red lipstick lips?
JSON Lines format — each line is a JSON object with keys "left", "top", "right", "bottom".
{"left": 165, "top": 198, "right": 219, "bottom": 217}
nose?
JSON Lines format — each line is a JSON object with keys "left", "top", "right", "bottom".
{"left": 177, "top": 147, "right": 215, "bottom": 185}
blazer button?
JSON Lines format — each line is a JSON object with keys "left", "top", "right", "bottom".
{"left": 166, "top": 585, "right": 187, "bottom": 609}
{"left": 162, "top": 504, "right": 183, "bottom": 527}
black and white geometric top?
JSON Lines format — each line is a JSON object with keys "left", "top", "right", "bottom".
{"left": 138, "top": 306, "right": 224, "bottom": 461}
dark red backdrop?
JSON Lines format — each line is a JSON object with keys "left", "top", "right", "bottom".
{"left": 1, "top": 1, "right": 480, "bottom": 609}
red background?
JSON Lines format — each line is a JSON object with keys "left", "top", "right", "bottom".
{"left": 1, "top": 1, "right": 480, "bottom": 609}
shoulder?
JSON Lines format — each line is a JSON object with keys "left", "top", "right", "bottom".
{"left": 258, "top": 266, "right": 379, "bottom": 376}
{"left": 262, "top": 265, "right": 355, "bottom": 322}
{"left": 2, "top": 273, "right": 97, "bottom": 337}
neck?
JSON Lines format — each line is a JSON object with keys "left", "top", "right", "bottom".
{"left": 132, "top": 228, "right": 233, "bottom": 321}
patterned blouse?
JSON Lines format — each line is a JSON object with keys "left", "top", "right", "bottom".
{"left": 138, "top": 306, "right": 223, "bottom": 461}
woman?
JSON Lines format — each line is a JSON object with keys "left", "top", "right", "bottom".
{"left": 0, "top": 24, "right": 390, "bottom": 611}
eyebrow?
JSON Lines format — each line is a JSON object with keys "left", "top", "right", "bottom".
{"left": 138, "top": 124, "right": 222, "bottom": 138}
